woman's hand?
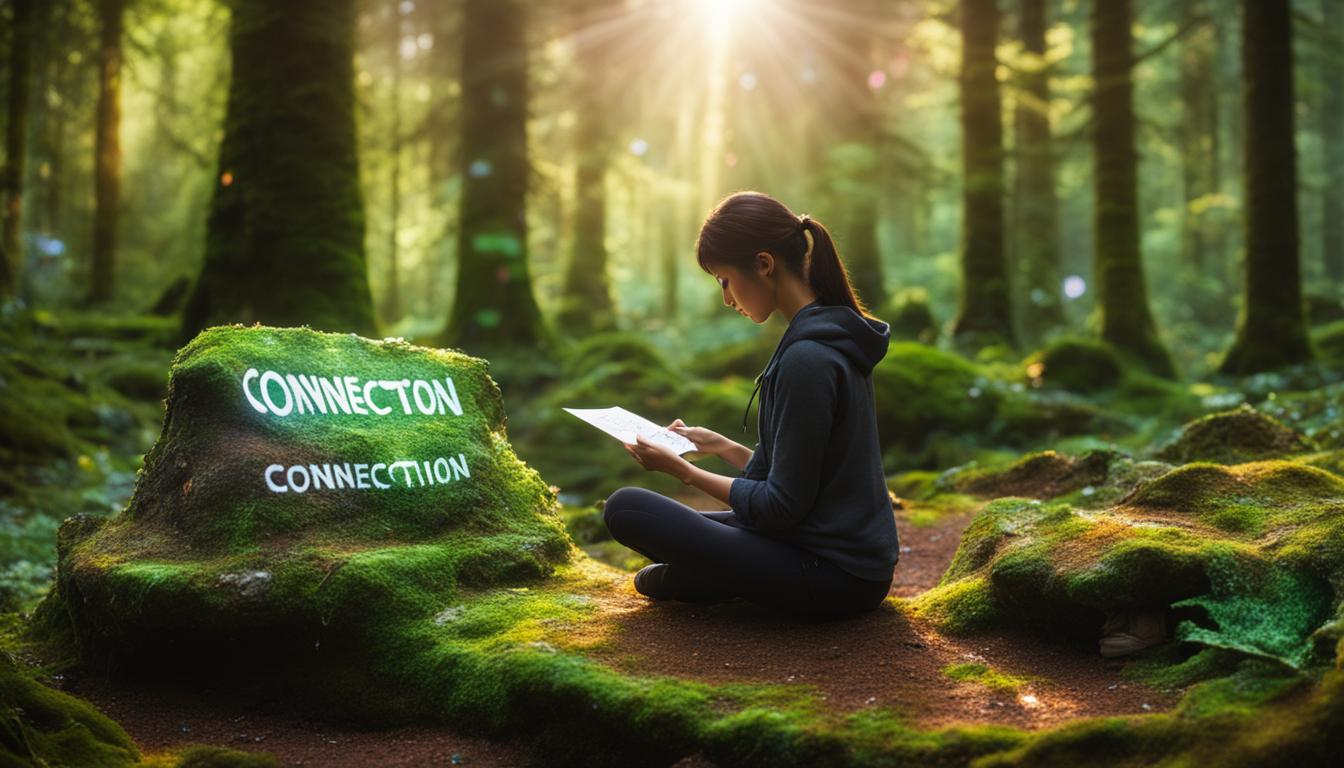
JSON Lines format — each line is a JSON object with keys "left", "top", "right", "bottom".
{"left": 623, "top": 434, "right": 691, "bottom": 481}
{"left": 665, "top": 419, "right": 732, "bottom": 459}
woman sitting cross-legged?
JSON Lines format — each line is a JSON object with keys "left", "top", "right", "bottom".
{"left": 606, "top": 190, "right": 900, "bottom": 622}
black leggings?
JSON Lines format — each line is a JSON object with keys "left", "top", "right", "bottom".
{"left": 602, "top": 486, "right": 892, "bottom": 621}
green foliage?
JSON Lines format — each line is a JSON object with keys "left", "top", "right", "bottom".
{"left": 1173, "top": 548, "right": 1333, "bottom": 671}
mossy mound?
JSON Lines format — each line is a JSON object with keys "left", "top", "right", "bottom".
{"left": 937, "top": 449, "right": 1120, "bottom": 500}
{"left": 33, "top": 325, "right": 573, "bottom": 667}
{"left": 880, "top": 287, "right": 938, "bottom": 344}
{"left": 873, "top": 343, "right": 1001, "bottom": 449}
{"left": 0, "top": 646, "right": 140, "bottom": 765}
{"left": 1024, "top": 337, "right": 1124, "bottom": 393}
{"left": 1, "top": 646, "right": 274, "bottom": 767}
{"left": 511, "top": 332, "right": 753, "bottom": 502}
{"left": 1304, "top": 293, "right": 1344, "bottom": 326}
{"left": 1310, "top": 319, "right": 1344, "bottom": 369}
{"left": 1155, "top": 403, "right": 1314, "bottom": 465}
{"left": 684, "top": 329, "right": 779, "bottom": 381}
{"left": 915, "top": 459, "right": 1344, "bottom": 672}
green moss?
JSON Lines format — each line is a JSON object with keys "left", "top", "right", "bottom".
{"left": 1311, "top": 314, "right": 1344, "bottom": 364}
{"left": 931, "top": 455, "right": 1344, "bottom": 679}
{"left": 1155, "top": 404, "right": 1314, "bottom": 465}
{"left": 942, "top": 662, "right": 1033, "bottom": 691}
{"left": 1025, "top": 337, "right": 1124, "bottom": 393}
{"left": 872, "top": 343, "right": 1000, "bottom": 452}
{"left": 0, "top": 647, "right": 140, "bottom": 766}
{"left": 35, "top": 326, "right": 574, "bottom": 665}
{"left": 938, "top": 449, "right": 1118, "bottom": 500}
{"left": 906, "top": 576, "right": 1003, "bottom": 634}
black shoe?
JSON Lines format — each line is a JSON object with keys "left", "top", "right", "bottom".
{"left": 634, "top": 563, "right": 671, "bottom": 599}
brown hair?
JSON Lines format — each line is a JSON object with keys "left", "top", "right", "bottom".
{"left": 694, "top": 190, "right": 879, "bottom": 321}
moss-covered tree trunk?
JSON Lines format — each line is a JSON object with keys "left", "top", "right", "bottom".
{"left": 1180, "top": 2, "right": 1221, "bottom": 275}
{"left": 1323, "top": 0, "right": 1344, "bottom": 285}
{"left": 181, "top": 0, "right": 374, "bottom": 341}
{"left": 1, "top": 0, "right": 34, "bottom": 297}
{"left": 952, "top": 0, "right": 1015, "bottom": 350}
{"left": 556, "top": 1, "right": 618, "bottom": 336}
{"left": 382, "top": 0, "right": 404, "bottom": 326}
{"left": 1218, "top": 0, "right": 1312, "bottom": 373}
{"left": 1090, "top": 0, "right": 1175, "bottom": 377}
{"left": 440, "top": 0, "right": 547, "bottom": 355}
{"left": 829, "top": 0, "right": 886, "bottom": 310}
{"left": 1012, "top": 0, "right": 1062, "bottom": 345}
{"left": 86, "top": 0, "right": 124, "bottom": 305}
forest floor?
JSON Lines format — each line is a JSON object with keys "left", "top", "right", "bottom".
{"left": 59, "top": 490, "right": 1176, "bottom": 767}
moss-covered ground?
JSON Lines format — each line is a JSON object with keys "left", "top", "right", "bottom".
{"left": 3, "top": 312, "right": 1344, "bottom": 766}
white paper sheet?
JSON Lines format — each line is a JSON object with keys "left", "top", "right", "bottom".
{"left": 562, "top": 406, "right": 698, "bottom": 455}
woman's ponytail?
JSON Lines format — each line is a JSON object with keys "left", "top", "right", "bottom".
{"left": 800, "top": 216, "right": 880, "bottom": 323}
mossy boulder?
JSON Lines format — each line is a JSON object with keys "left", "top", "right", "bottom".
{"left": 35, "top": 325, "right": 573, "bottom": 667}
{"left": 937, "top": 449, "right": 1120, "bottom": 500}
{"left": 915, "top": 459, "right": 1344, "bottom": 671}
{"left": 872, "top": 342, "right": 1000, "bottom": 450}
{"left": 1155, "top": 404, "right": 1314, "bottom": 465}
{"left": 1023, "top": 337, "right": 1124, "bottom": 393}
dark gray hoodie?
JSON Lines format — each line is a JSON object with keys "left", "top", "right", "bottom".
{"left": 726, "top": 298, "right": 900, "bottom": 583}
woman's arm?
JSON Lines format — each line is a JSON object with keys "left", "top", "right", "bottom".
{"left": 720, "top": 440, "right": 753, "bottom": 471}
{"left": 676, "top": 464, "right": 735, "bottom": 505}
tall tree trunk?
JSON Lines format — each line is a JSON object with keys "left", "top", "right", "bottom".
{"left": 382, "top": 0, "right": 404, "bottom": 326}
{"left": 1012, "top": 0, "right": 1063, "bottom": 344}
{"left": 86, "top": 0, "right": 125, "bottom": 305}
{"left": 556, "top": 0, "right": 619, "bottom": 336}
{"left": 1324, "top": 0, "right": 1344, "bottom": 286}
{"left": 952, "top": 0, "right": 1015, "bottom": 350}
{"left": 1180, "top": 2, "right": 1220, "bottom": 275}
{"left": 829, "top": 0, "right": 886, "bottom": 310}
{"left": 2, "top": 0, "right": 35, "bottom": 297}
{"left": 424, "top": 0, "right": 458, "bottom": 323}
{"left": 1218, "top": 0, "right": 1311, "bottom": 373}
{"left": 1090, "top": 0, "right": 1175, "bottom": 377}
{"left": 181, "top": 0, "right": 375, "bottom": 340}
{"left": 440, "top": 0, "right": 547, "bottom": 354}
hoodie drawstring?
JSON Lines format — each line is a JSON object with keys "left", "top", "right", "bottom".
{"left": 742, "top": 372, "right": 764, "bottom": 433}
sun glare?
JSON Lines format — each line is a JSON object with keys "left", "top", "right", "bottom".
{"left": 692, "top": 0, "right": 762, "bottom": 44}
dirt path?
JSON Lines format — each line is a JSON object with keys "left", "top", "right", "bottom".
{"left": 581, "top": 499, "right": 1177, "bottom": 732}
{"left": 61, "top": 495, "right": 1175, "bottom": 765}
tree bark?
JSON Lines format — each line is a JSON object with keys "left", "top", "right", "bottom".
{"left": 181, "top": 0, "right": 375, "bottom": 340}
{"left": 440, "top": 0, "right": 548, "bottom": 355}
{"left": 382, "top": 0, "right": 404, "bottom": 326}
{"left": 1218, "top": 0, "right": 1312, "bottom": 373}
{"left": 1012, "top": 0, "right": 1062, "bottom": 344}
{"left": 556, "top": 0, "right": 619, "bottom": 336}
{"left": 86, "top": 0, "right": 125, "bottom": 305}
{"left": 1323, "top": 0, "right": 1344, "bottom": 285}
{"left": 829, "top": 0, "right": 886, "bottom": 310}
{"left": 1180, "top": 2, "right": 1220, "bottom": 275}
{"left": 952, "top": 0, "right": 1015, "bottom": 350}
{"left": 1090, "top": 0, "right": 1175, "bottom": 377}
{"left": 2, "top": 0, "right": 35, "bottom": 296}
